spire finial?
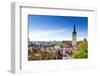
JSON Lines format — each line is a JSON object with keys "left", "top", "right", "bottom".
{"left": 73, "top": 24, "right": 76, "bottom": 34}
{"left": 74, "top": 24, "right": 76, "bottom": 32}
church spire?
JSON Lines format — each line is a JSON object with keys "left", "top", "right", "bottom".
{"left": 74, "top": 24, "right": 76, "bottom": 32}
{"left": 73, "top": 24, "right": 76, "bottom": 34}
{"left": 72, "top": 24, "right": 77, "bottom": 48}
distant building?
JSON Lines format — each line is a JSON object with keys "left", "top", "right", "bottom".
{"left": 72, "top": 24, "right": 77, "bottom": 48}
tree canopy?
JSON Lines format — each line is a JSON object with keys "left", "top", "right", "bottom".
{"left": 73, "top": 39, "right": 88, "bottom": 59}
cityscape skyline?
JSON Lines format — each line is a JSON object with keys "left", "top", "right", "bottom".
{"left": 28, "top": 15, "right": 88, "bottom": 41}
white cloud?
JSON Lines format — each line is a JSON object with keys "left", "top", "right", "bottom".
{"left": 29, "top": 29, "right": 67, "bottom": 41}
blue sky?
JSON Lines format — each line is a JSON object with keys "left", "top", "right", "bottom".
{"left": 28, "top": 15, "right": 88, "bottom": 41}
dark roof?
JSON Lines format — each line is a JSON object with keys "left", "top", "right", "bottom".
{"left": 73, "top": 24, "right": 77, "bottom": 34}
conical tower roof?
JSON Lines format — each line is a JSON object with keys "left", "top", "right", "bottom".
{"left": 73, "top": 24, "right": 76, "bottom": 34}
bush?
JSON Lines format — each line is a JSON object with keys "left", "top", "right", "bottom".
{"left": 73, "top": 39, "right": 88, "bottom": 59}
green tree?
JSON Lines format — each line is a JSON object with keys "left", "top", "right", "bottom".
{"left": 73, "top": 38, "right": 88, "bottom": 59}
{"left": 60, "top": 42, "right": 67, "bottom": 48}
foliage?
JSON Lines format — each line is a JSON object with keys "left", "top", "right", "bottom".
{"left": 28, "top": 50, "right": 58, "bottom": 60}
{"left": 73, "top": 39, "right": 88, "bottom": 59}
{"left": 60, "top": 42, "right": 67, "bottom": 48}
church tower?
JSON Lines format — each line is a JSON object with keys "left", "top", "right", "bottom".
{"left": 72, "top": 24, "right": 77, "bottom": 48}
